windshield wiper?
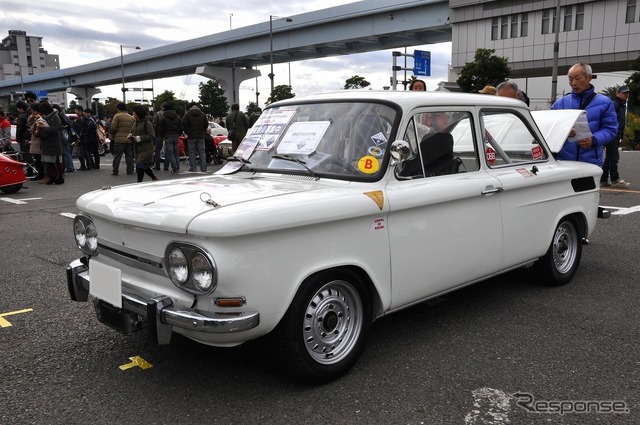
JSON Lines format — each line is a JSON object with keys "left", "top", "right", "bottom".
{"left": 225, "top": 155, "right": 253, "bottom": 171}
{"left": 270, "top": 154, "right": 318, "bottom": 178}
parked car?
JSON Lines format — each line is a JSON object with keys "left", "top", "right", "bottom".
{"left": 209, "top": 121, "right": 228, "bottom": 137}
{"left": 66, "top": 91, "right": 608, "bottom": 383}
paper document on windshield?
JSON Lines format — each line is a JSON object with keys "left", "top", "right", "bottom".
{"left": 567, "top": 112, "right": 592, "bottom": 142}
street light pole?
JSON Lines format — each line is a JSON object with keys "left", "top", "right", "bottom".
{"left": 269, "top": 15, "right": 293, "bottom": 101}
{"left": 120, "top": 44, "right": 141, "bottom": 103}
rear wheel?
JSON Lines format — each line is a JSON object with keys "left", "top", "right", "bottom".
{"left": 535, "top": 217, "right": 582, "bottom": 285}
{"left": 271, "top": 269, "right": 372, "bottom": 383}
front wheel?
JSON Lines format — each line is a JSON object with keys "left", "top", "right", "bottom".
{"left": 271, "top": 269, "right": 372, "bottom": 384}
{"left": 1, "top": 183, "right": 23, "bottom": 194}
{"left": 535, "top": 217, "right": 582, "bottom": 285}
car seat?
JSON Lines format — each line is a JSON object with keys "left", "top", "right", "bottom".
{"left": 420, "top": 132, "right": 457, "bottom": 176}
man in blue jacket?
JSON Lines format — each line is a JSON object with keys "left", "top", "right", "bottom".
{"left": 551, "top": 62, "right": 617, "bottom": 166}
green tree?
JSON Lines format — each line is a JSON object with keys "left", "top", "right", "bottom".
{"left": 198, "top": 80, "right": 228, "bottom": 117}
{"left": 625, "top": 54, "right": 640, "bottom": 114}
{"left": 268, "top": 85, "right": 295, "bottom": 105}
{"left": 344, "top": 75, "right": 371, "bottom": 90}
{"left": 152, "top": 90, "right": 177, "bottom": 113}
{"left": 457, "top": 48, "right": 510, "bottom": 93}
{"left": 245, "top": 101, "right": 260, "bottom": 115}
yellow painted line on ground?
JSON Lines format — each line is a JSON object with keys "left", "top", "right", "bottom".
{"left": 601, "top": 187, "right": 640, "bottom": 194}
{"left": 0, "top": 308, "right": 33, "bottom": 328}
{"left": 119, "top": 356, "right": 153, "bottom": 371}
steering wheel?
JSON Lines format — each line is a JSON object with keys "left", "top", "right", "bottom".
{"left": 316, "top": 155, "right": 359, "bottom": 174}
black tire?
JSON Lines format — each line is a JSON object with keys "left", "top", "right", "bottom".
{"left": 535, "top": 217, "right": 582, "bottom": 286}
{"left": 98, "top": 144, "right": 106, "bottom": 156}
{"left": 1, "top": 183, "right": 23, "bottom": 194}
{"left": 271, "top": 269, "right": 372, "bottom": 384}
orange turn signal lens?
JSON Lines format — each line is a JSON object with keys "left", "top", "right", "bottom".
{"left": 215, "top": 297, "right": 246, "bottom": 307}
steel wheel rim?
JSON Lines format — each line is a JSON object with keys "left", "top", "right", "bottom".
{"left": 302, "top": 280, "right": 363, "bottom": 365}
{"left": 552, "top": 221, "right": 578, "bottom": 274}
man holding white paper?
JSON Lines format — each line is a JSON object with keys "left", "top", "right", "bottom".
{"left": 551, "top": 62, "right": 617, "bottom": 166}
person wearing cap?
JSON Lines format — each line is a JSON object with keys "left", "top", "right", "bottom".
{"left": 478, "top": 85, "right": 496, "bottom": 95}
{"left": 110, "top": 102, "right": 135, "bottom": 176}
{"left": 551, "top": 62, "right": 617, "bottom": 167}
{"left": 601, "top": 85, "right": 631, "bottom": 187}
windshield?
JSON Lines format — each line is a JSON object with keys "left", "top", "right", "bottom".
{"left": 218, "top": 101, "right": 399, "bottom": 181}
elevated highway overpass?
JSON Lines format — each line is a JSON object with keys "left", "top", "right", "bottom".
{"left": 0, "top": 0, "right": 450, "bottom": 106}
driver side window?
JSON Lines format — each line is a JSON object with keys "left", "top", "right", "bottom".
{"left": 396, "top": 111, "right": 478, "bottom": 179}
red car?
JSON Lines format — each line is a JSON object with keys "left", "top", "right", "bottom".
{"left": 0, "top": 152, "right": 27, "bottom": 193}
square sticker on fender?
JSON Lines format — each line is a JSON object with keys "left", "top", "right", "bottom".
{"left": 89, "top": 261, "right": 123, "bottom": 308}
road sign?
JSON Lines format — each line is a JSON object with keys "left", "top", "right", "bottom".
{"left": 413, "top": 50, "right": 431, "bottom": 76}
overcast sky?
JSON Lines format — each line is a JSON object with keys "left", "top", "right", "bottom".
{"left": 0, "top": 0, "right": 452, "bottom": 109}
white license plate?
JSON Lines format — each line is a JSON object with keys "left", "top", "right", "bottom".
{"left": 89, "top": 261, "right": 122, "bottom": 308}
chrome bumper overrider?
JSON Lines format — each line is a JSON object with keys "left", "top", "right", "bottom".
{"left": 66, "top": 258, "right": 260, "bottom": 345}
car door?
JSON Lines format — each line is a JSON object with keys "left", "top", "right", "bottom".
{"left": 477, "top": 108, "right": 565, "bottom": 268}
{"left": 385, "top": 109, "right": 504, "bottom": 309}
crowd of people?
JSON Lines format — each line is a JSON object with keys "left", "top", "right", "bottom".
{"left": 4, "top": 65, "right": 630, "bottom": 187}
{"left": 5, "top": 95, "right": 256, "bottom": 185}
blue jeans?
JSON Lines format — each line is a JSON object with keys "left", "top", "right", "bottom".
{"left": 164, "top": 136, "right": 180, "bottom": 172}
{"left": 188, "top": 138, "right": 206, "bottom": 172}
{"left": 62, "top": 141, "right": 74, "bottom": 171}
{"left": 154, "top": 137, "right": 163, "bottom": 168}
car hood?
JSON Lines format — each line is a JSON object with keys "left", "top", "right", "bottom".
{"left": 77, "top": 174, "right": 358, "bottom": 235}
{"left": 531, "top": 109, "right": 586, "bottom": 153}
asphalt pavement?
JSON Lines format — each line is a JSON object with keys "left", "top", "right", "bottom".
{"left": 0, "top": 151, "right": 638, "bottom": 425}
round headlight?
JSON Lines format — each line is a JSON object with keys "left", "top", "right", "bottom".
{"left": 191, "top": 252, "right": 213, "bottom": 291}
{"left": 73, "top": 215, "right": 98, "bottom": 256}
{"left": 85, "top": 221, "right": 98, "bottom": 252}
{"left": 168, "top": 247, "right": 189, "bottom": 284}
{"left": 74, "top": 219, "right": 87, "bottom": 248}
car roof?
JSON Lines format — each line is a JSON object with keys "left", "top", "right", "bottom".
{"left": 270, "top": 90, "right": 527, "bottom": 111}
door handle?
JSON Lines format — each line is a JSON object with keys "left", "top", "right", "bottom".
{"left": 481, "top": 186, "right": 504, "bottom": 195}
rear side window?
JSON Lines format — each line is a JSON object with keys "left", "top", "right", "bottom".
{"left": 480, "top": 111, "right": 548, "bottom": 167}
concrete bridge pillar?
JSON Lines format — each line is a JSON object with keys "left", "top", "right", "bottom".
{"left": 66, "top": 86, "right": 101, "bottom": 109}
{"left": 195, "top": 66, "right": 261, "bottom": 106}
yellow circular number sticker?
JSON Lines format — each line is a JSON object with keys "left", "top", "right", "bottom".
{"left": 358, "top": 155, "right": 380, "bottom": 174}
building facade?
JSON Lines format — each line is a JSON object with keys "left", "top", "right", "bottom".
{"left": 450, "top": 0, "right": 640, "bottom": 78}
{"left": 0, "top": 30, "right": 64, "bottom": 104}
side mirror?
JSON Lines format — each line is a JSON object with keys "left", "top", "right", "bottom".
{"left": 390, "top": 140, "right": 411, "bottom": 162}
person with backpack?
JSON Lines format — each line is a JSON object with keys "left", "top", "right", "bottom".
{"left": 52, "top": 104, "right": 76, "bottom": 173}
{"left": 601, "top": 85, "right": 630, "bottom": 187}
{"left": 225, "top": 103, "right": 250, "bottom": 153}
{"left": 550, "top": 62, "right": 617, "bottom": 166}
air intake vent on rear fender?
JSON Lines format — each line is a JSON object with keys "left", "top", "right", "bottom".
{"left": 571, "top": 177, "right": 596, "bottom": 192}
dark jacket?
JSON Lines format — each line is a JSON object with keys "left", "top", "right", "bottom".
{"left": 158, "top": 110, "right": 182, "bottom": 138}
{"left": 131, "top": 118, "right": 155, "bottom": 164}
{"left": 39, "top": 111, "right": 63, "bottom": 157}
{"left": 16, "top": 109, "right": 31, "bottom": 145}
{"left": 550, "top": 84, "right": 618, "bottom": 166}
{"left": 613, "top": 96, "right": 626, "bottom": 141}
{"left": 226, "top": 110, "right": 250, "bottom": 142}
{"left": 182, "top": 107, "right": 208, "bottom": 139}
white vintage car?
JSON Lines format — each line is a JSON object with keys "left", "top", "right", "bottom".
{"left": 67, "top": 91, "right": 608, "bottom": 383}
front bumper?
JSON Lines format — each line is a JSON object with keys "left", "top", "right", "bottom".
{"left": 66, "top": 257, "right": 260, "bottom": 344}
